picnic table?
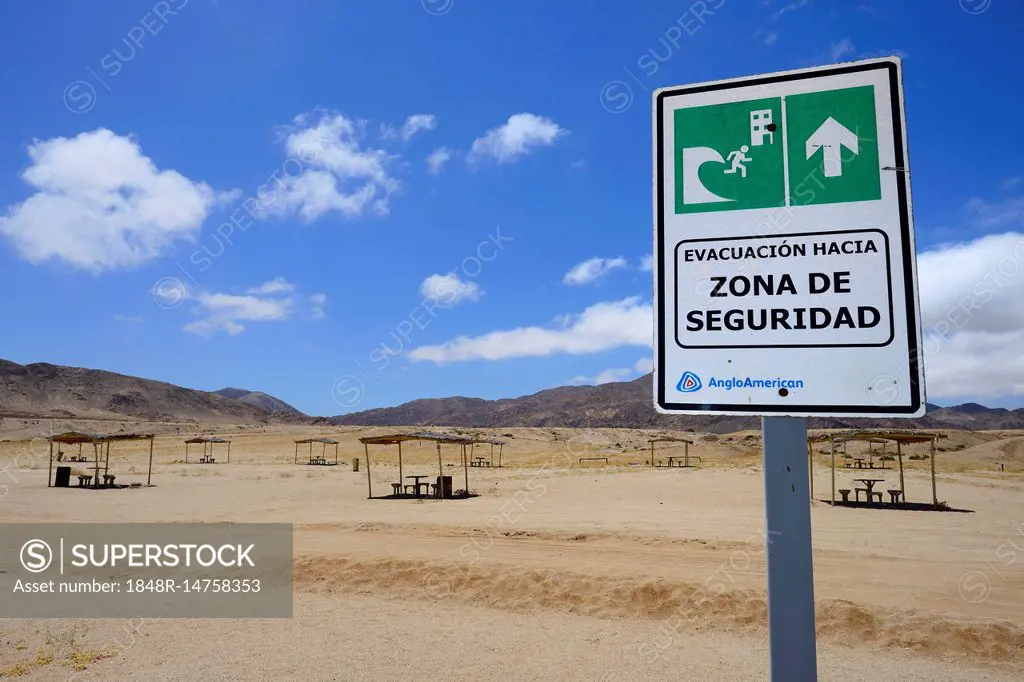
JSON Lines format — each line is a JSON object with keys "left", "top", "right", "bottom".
{"left": 405, "top": 475, "right": 429, "bottom": 497}
{"left": 854, "top": 478, "right": 885, "bottom": 503}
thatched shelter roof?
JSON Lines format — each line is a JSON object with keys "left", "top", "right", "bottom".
{"left": 808, "top": 430, "right": 947, "bottom": 444}
{"left": 359, "top": 431, "right": 476, "bottom": 446}
{"left": 49, "top": 431, "right": 154, "bottom": 444}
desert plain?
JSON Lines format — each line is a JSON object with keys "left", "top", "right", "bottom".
{"left": 0, "top": 418, "right": 1022, "bottom": 681}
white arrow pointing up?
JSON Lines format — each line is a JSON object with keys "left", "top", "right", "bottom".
{"left": 805, "top": 117, "right": 858, "bottom": 178}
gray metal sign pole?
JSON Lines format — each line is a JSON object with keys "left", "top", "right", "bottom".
{"left": 762, "top": 415, "right": 818, "bottom": 680}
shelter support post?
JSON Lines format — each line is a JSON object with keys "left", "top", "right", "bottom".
{"left": 650, "top": 440, "right": 655, "bottom": 467}
{"left": 48, "top": 440, "right": 53, "bottom": 487}
{"left": 93, "top": 443, "right": 99, "bottom": 488}
{"left": 930, "top": 437, "right": 938, "bottom": 506}
{"left": 104, "top": 441, "right": 111, "bottom": 478}
{"left": 463, "top": 443, "right": 469, "bottom": 495}
{"left": 499, "top": 444, "right": 503, "bottom": 467}
{"left": 227, "top": 441, "right": 231, "bottom": 463}
{"left": 437, "top": 442, "right": 443, "bottom": 501}
{"left": 294, "top": 443, "right": 298, "bottom": 465}
{"left": 762, "top": 416, "right": 818, "bottom": 681}
{"left": 185, "top": 442, "right": 190, "bottom": 464}
{"left": 830, "top": 437, "right": 835, "bottom": 505}
{"left": 685, "top": 441, "right": 690, "bottom": 467}
{"left": 147, "top": 437, "right": 154, "bottom": 486}
{"left": 897, "top": 442, "right": 904, "bottom": 498}
{"left": 397, "top": 441, "right": 404, "bottom": 493}
{"left": 364, "top": 444, "right": 372, "bottom": 499}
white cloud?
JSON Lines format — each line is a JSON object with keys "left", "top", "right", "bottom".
{"left": 830, "top": 38, "right": 855, "bottom": 61}
{"left": 184, "top": 292, "right": 293, "bottom": 337}
{"left": 409, "top": 297, "right": 650, "bottom": 363}
{"left": 267, "top": 111, "right": 400, "bottom": 222}
{"left": 401, "top": 114, "right": 436, "bottom": 141}
{"left": 563, "top": 257, "right": 628, "bottom": 285}
{"left": 382, "top": 114, "right": 437, "bottom": 142}
{"left": 917, "top": 227, "right": 1024, "bottom": 398}
{"left": 1003, "top": 177, "right": 1021, "bottom": 191}
{"left": 310, "top": 293, "right": 327, "bottom": 320}
{"left": 419, "top": 273, "right": 482, "bottom": 306}
{"left": 764, "top": 31, "right": 779, "bottom": 46}
{"left": 856, "top": 48, "right": 909, "bottom": 60}
{"left": 771, "top": 0, "right": 812, "bottom": 21}
{"left": 247, "top": 277, "right": 295, "bottom": 295}
{"left": 426, "top": 147, "right": 453, "bottom": 174}
{"left": 468, "top": 113, "right": 567, "bottom": 165}
{"left": 572, "top": 367, "right": 632, "bottom": 385}
{"left": 0, "top": 129, "right": 236, "bottom": 273}
{"left": 182, "top": 278, "right": 327, "bottom": 336}
{"left": 572, "top": 356, "right": 653, "bottom": 386}
{"left": 640, "top": 254, "right": 653, "bottom": 272}
{"left": 964, "top": 195, "right": 1024, "bottom": 228}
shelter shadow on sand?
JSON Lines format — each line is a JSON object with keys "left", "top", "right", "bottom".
{"left": 820, "top": 499, "right": 974, "bottom": 513}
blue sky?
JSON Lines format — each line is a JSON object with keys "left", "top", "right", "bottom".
{"left": 1, "top": 0, "right": 1023, "bottom": 415}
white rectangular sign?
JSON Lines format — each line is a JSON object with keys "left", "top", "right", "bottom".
{"left": 654, "top": 57, "right": 925, "bottom": 417}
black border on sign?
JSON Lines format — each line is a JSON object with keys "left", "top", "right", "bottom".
{"left": 673, "top": 228, "right": 894, "bottom": 348}
{"left": 655, "top": 60, "right": 923, "bottom": 415}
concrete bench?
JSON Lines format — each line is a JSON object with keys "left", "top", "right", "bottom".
{"left": 838, "top": 488, "right": 851, "bottom": 502}
{"left": 855, "top": 488, "right": 882, "bottom": 503}
{"left": 887, "top": 489, "right": 904, "bottom": 504}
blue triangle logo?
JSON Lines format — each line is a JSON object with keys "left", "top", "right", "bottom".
{"left": 676, "top": 371, "right": 702, "bottom": 393}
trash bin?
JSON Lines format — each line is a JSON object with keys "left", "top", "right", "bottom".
{"left": 352, "top": 458, "right": 359, "bottom": 472}
{"left": 435, "top": 475, "right": 453, "bottom": 498}
{"left": 54, "top": 466, "right": 71, "bottom": 488}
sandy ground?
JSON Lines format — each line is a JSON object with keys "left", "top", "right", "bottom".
{"left": 0, "top": 421, "right": 1022, "bottom": 680}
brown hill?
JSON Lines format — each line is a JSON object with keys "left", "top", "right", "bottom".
{"left": 328, "top": 374, "right": 1024, "bottom": 433}
{"left": 3, "top": 359, "right": 1022, "bottom": 433}
{"left": 0, "top": 359, "right": 307, "bottom": 424}
{"left": 213, "top": 387, "right": 302, "bottom": 415}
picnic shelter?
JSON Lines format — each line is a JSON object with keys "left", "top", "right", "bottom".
{"left": 294, "top": 437, "right": 339, "bottom": 465}
{"left": 184, "top": 436, "right": 230, "bottom": 463}
{"left": 358, "top": 431, "right": 479, "bottom": 500}
{"left": 468, "top": 437, "right": 506, "bottom": 467}
{"left": 808, "top": 430, "right": 948, "bottom": 508}
{"left": 647, "top": 436, "right": 697, "bottom": 467}
{"left": 47, "top": 431, "right": 156, "bottom": 488}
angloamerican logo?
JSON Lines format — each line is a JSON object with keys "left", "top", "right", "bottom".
{"left": 676, "top": 371, "right": 702, "bottom": 392}
{"left": 676, "top": 372, "right": 804, "bottom": 392}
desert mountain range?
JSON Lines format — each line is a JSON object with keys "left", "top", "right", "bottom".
{"left": 2, "top": 359, "right": 1023, "bottom": 433}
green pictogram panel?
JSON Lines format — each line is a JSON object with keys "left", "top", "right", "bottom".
{"left": 785, "top": 85, "right": 881, "bottom": 206}
{"left": 674, "top": 97, "right": 785, "bottom": 213}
